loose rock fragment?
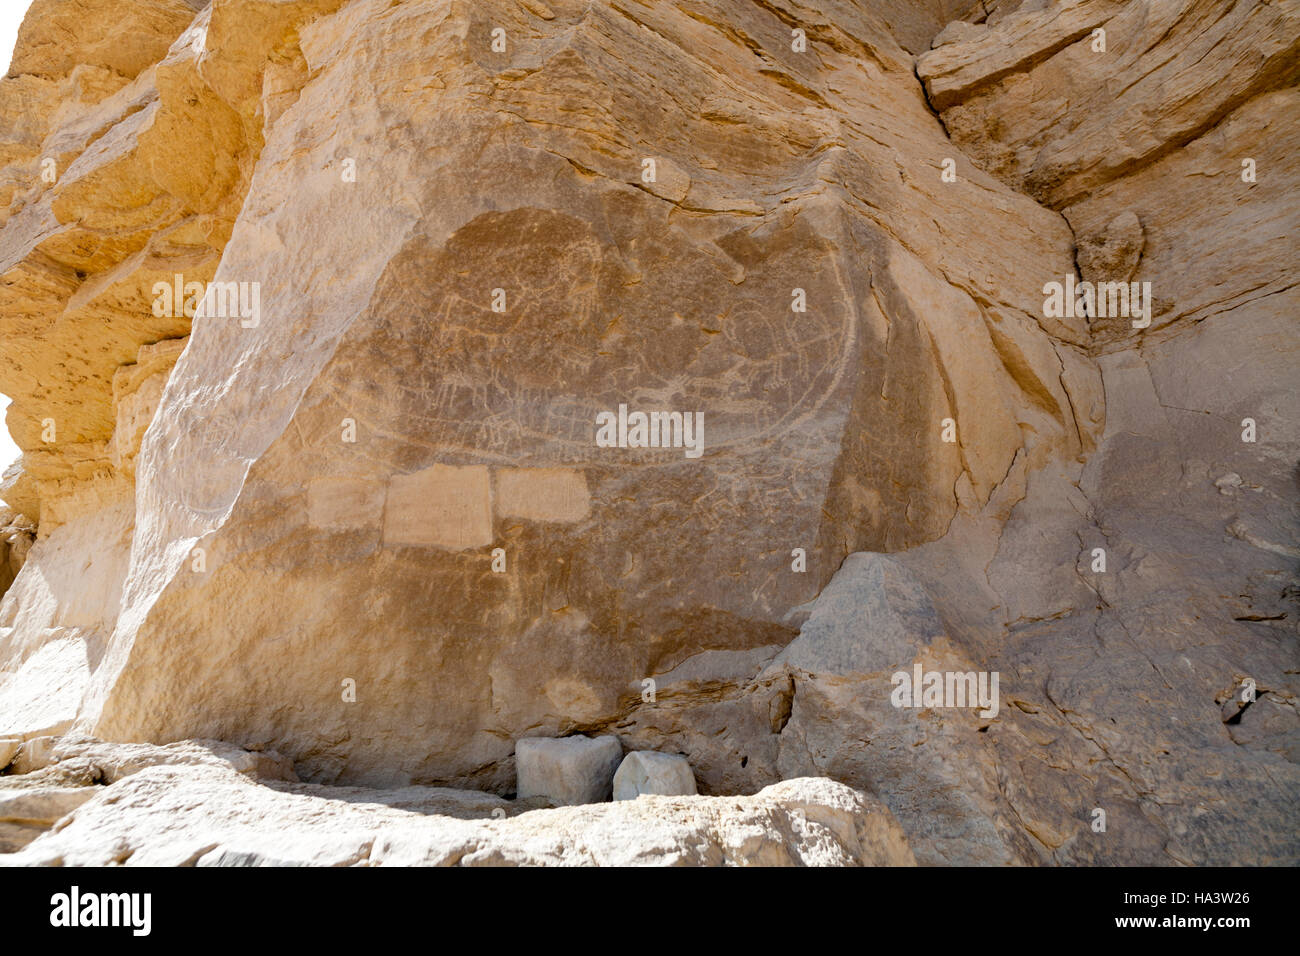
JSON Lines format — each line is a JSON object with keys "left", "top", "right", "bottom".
{"left": 515, "top": 736, "right": 622, "bottom": 806}
{"left": 613, "top": 751, "right": 697, "bottom": 800}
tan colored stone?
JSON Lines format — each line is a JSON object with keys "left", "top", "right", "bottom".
{"left": 11, "top": 0, "right": 207, "bottom": 81}
{"left": 3, "top": 759, "right": 915, "bottom": 867}
{"left": 307, "top": 477, "right": 385, "bottom": 531}
{"left": 383, "top": 464, "right": 493, "bottom": 550}
{"left": 56, "top": 0, "right": 1090, "bottom": 799}
{"left": 0, "top": 0, "right": 1294, "bottom": 868}
{"left": 10, "top": 735, "right": 58, "bottom": 774}
{"left": 107, "top": 336, "right": 189, "bottom": 476}
{"left": 494, "top": 467, "right": 589, "bottom": 523}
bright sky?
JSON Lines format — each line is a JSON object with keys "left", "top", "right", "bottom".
{"left": 0, "top": 0, "right": 37, "bottom": 500}
{"left": 0, "top": 1, "right": 31, "bottom": 76}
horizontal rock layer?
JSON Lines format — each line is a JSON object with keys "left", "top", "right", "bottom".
{"left": 0, "top": 738, "right": 914, "bottom": 866}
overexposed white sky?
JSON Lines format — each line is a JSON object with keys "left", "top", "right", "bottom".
{"left": 0, "top": 0, "right": 37, "bottom": 499}
{"left": 0, "top": 0, "right": 31, "bottom": 77}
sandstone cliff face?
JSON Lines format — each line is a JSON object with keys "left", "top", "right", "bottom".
{"left": 0, "top": 0, "right": 1294, "bottom": 865}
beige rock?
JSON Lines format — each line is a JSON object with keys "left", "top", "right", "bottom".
{"left": 516, "top": 736, "right": 622, "bottom": 806}
{"left": 48, "top": 735, "right": 299, "bottom": 783}
{"left": 902, "top": 0, "right": 1300, "bottom": 865}
{"left": 382, "top": 464, "right": 494, "bottom": 551}
{"left": 2, "top": 760, "right": 915, "bottom": 867}
{"left": 0, "top": 786, "right": 97, "bottom": 852}
{"left": 0, "top": 0, "right": 1294, "bottom": 868}
{"left": 0, "top": 511, "right": 36, "bottom": 597}
{"left": 613, "top": 751, "right": 697, "bottom": 801}
{"left": 918, "top": 0, "right": 1300, "bottom": 207}
{"left": 1075, "top": 210, "right": 1144, "bottom": 287}
{"left": 39, "top": 0, "right": 1087, "bottom": 799}
{"left": 9, "top": 735, "right": 58, "bottom": 774}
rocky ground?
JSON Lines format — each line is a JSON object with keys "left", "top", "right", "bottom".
{"left": 1, "top": 737, "right": 913, "bottom": 866}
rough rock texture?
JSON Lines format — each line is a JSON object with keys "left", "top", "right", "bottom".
{"left": 768, "top": 553, "right": 1032, "bottom": 865}
{"left": 0, "top": 735, "right": 295, "bottom": 852}
{"left": 0, "top": 0, "right": 1295, "bottom": 865}
{"left": 905, "top": 0, "right": 1300, "bottom": 864}
{"left": 46, "top": 734, "right": 300, "bottom": 783}
{"left": 0, "top": 509, "right": 35, "bottom": 598}
{"left": 0, "top": 0, "right": 1098, "bottom": 793}
{"left": 0, "top": 785, "right": 97, "bottom": 852}
{"left": 1, "top": 741, "right": 914, "bottom": 866}
{"left": 8, "top": 735, "right": 56, "bottom": 774}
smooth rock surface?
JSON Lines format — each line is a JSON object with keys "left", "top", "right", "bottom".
{"left": 515, "top": 736, "right": 622, "bottom": 806}
{"left": 613, "top": 751, "right": 697, "bottom": 801}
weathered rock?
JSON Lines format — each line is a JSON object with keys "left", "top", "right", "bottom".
{"left": 917, "top": 0, "right": 1300, "bottom": 207}
{"left": 48, "top": 735, "right": 299, "bottom": 783}
{"left": 0, "top": 0, "right": 1097, "bottom": 796}
{"left": 0, "top": 0, "right": 1294, "bottom": 867}
{"left": 769, "top": 553, "right": 1034, "bottom": 865}
{"left": 901, "top": 0, "right": 1300, "bottom": 865}
{"left": 1, "top": 760, "right": 915, "bottom": 867}
{"left": 516, "top": 736, "right": 622, "bottom": 806}
{"left": 775, "top": 553, "right": 947, "bottom": 678}
{"left": 9, "top": 735, "right": 57, "bottom": 775}
{"left": 9, "top": 0, "right": 208, "bottom": 82}
{"left": 0, "top": 786, "right": 97, "bottom": 852}
{"left": 613, "top": 751, "right": 697, "bottom": 801}
{"left": 0, "top": 739, "right": 19, "bottom": 770}
{"left": 0, "top": 510, "right": 35, "bottom": 598}
{"left": 1075, "top": 209, "right": 1144, "bottom": 287}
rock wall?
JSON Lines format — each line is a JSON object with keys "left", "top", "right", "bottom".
{"left": 0, "top": 0, "right": 1294, "bottom": 864}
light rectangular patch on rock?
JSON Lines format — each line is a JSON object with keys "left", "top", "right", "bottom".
{"left": 384, "top": 464, "right": 493, "bottom": 550}
{"left": 494, "top": 467, "right": 590, "bottom": 523}
{"left": 307, "top": 477, "right": 385, "bottom": 531}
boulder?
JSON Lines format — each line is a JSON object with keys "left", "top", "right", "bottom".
{"left": 0, "top": 0, "right": 1295, "bottom": 868}
{"left": 613, "top": 752, "right": 697, "bottom": 801}
{"left": 0, "top": 0, "right": 1092, "bottom": 795}
{"left": 515, "top": 736, "right": 622, "bottom": 806}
